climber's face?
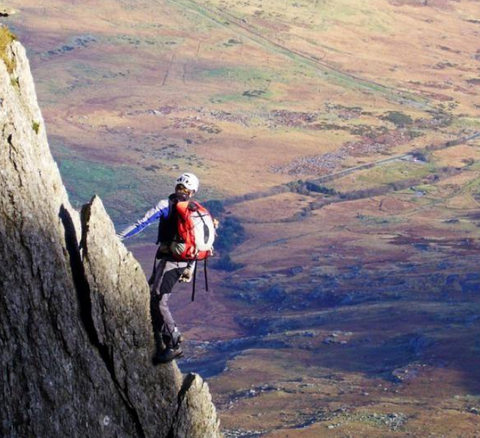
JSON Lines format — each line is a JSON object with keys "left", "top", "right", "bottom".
{"left": 175, "top": 184, "right": 194, "bottom": 201}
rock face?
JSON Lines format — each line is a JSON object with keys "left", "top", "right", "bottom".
{"left": 171, "top": 374, "right": 222, "bottom": 437}
{"left": 0, "top": 31, "right": 221, "bottom": 438}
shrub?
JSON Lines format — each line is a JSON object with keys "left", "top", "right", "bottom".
{"left": 204, "top": 200, "right": 246, "bottom": 272}
{"left": 305, "top": 182, "right": 336, "bottom": 195}
{"left": 211, "top": 254, "right": 244, "bottom": 271}
{"left": 215, "top": 216, "right": 246, "bottom": 252}
{"left": 204, "top": 199, "right": 225, "bottom": 217}
{"left": 381, "top": 111, "right": 413, "bottom": 128}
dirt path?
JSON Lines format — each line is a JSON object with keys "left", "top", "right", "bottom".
{"left": 227, "top": 131, "right": 480, "bottom": 224}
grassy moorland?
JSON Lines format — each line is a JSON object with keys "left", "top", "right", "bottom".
{"left": 6, "top": 0, "right": 480, "bottom": 436}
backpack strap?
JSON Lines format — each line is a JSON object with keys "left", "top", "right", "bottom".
{"left": 156, "top": 194, "right": 178, "bottom": 245}
{"left": 191, "top": 260, "right": 198, "bottom": 302}
{"left": 190, "top": 259, "right": 209, "bottom": 302}
{"left": 188, "top": 200, "right": 200, "bottom": 212}
{"left": 204, "top": 258, "right": 209, "bottom": 292}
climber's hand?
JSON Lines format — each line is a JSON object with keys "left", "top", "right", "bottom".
{"left": 179, "top": 268, "right": 193, "bottom": 283}
{"left": 213, "top": 219, "right": 220, "bottom": 229}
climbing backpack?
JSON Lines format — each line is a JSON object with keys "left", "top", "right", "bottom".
{"left": 170, "top": 200, "right": 215, "bottom": 262}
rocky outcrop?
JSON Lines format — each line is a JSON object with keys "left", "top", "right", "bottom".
{"left": 0, "top": 4, "right": 16, "bottom": 16}
{"left": 0, "top": 29, "right": 221, "bottom": 438}
{"left": 171, "top": 374, "right": 222, "bottom": 437}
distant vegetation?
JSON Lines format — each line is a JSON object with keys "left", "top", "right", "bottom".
{"left": 336, "top": 166, "right": 462, "bottom": 201}
{"left": 288, "top": 179, "right": 337, "bottom": 196}
{"left": 203, "top": 199, "right": 224, "bottom": 217}
{"left": 204, "top": 200, "right": 246, "bottom": 271}
{"left": 381, "top": 111, "right": 414, "bottom": 128}
{"left": 410, "top": 150, "right": 429, "bottom": 162}
{"left": 214, "top": 216, "right": 246, "bottom": 252}
{"left": 305, "top": 181, "right": 337, "bottom": 195}
{"left": 211, "top": 254, "right": 245, "bottom": 271}
{"left": 57, "top": 156, "right": 171, "bottom": 224}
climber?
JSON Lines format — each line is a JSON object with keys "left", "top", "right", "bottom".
{"left": 117, "top": 172, "right": 217, "bottom": 365}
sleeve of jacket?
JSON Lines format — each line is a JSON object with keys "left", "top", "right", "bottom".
{"left": 117, "top": 199, "right": 169, "bottom": 240}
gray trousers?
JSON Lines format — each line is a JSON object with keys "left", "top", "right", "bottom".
{"left": 149, "top": 257, "right": 192, "bottom": 345}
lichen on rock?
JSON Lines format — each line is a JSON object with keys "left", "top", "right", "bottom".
{"left": 0, "top": 25, "right": 16, "bottom": 73}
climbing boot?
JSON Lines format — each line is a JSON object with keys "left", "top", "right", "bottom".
{"left": 153, "top": 346, "right": 183, "bottom": 365}
{"left": 153, "top": 329, "right": 184, "bottom": 365}
{"left": 162, "top": 329, "right": 184, "bottom": 347}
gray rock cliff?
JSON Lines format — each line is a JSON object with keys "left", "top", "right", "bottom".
{"left": 0, "top": 29, "right": 221, "bottom": 438}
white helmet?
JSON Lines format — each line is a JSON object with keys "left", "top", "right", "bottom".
{"left": 176, "top": 172, "right": 199, "bottom": 193}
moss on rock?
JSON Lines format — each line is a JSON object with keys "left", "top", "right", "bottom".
{"left": 0, "top": 26, "right": 17, "bottom": 73}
